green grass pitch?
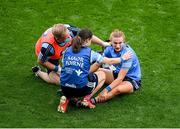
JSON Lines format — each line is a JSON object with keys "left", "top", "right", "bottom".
{"left": 0, "top": 0, "right": 179, "bottom": 127}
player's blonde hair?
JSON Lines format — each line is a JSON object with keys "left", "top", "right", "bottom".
{"left": 109, "top": 29, "right": 125, "bottom": 42}
{"left": 52, "top": 23, "right": 67, "bottom": 39}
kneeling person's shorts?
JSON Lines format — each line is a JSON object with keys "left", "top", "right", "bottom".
{"left": 61, "top": 73, "right": 98, "bottom": 98}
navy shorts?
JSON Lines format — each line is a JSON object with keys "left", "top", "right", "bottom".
{"left": 113, "top": 71, "right": 141, "bottom": 91}
{"left": 61, "top": 73, "right": 98, "bottom": 98}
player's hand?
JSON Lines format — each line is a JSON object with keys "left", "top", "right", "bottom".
{"left": 97, "top": 95, "right": 106, "bottom": 103}
{"left": 99, "top": 89, "right": 108, "bottom": 97}
{"left": 102, "top": 42, "right": 111, "bottom": 47}
{"left": 121, "top": 51, "right": 132, "bottom": 61}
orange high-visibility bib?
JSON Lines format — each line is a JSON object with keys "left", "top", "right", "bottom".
{"left": 35, "top": 29, "right": 72, "bottom": 60}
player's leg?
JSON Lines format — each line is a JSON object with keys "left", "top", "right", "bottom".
{"left": 90, "top": 70, "right": 106, "bottom": 97}
{"left": 48, "top": 71, "right": 60, "bottom": 85}
{"left": 96, "top": 81, "right": 133, "bottom": 103}
{"left": 98, "top": 68, "right": 114, "bottom": 84}
{"left": 81, "top": 71, "right": 106, "bottom": 108}
{"left": 32, "top": 66, "right": 60, "bottom": 85}
{"left": 32, "top": 66, "right": 52, "bottom": 82}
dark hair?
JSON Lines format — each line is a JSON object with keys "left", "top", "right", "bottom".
{"left": 72, "top": 28, "right": 93, "bottom": 53}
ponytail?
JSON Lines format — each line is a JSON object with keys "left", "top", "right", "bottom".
{"left": 72, "top": 36, "right": 83, "bottom": 53}
{"left": 72, "top": 28, "right": 93, "bottom": 53}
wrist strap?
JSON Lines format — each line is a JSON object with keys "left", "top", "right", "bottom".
{"left": 106, "top": 85, "right": 112, "bottom": 92}
{"left": 54, "top": 65, "right": 58, "bottom": 72}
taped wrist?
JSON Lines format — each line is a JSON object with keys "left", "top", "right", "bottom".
{"left": 106, "top": 85, "right": 112, "bottom": 92}
{"left": 54, "top": 65, "right": 59, "bottom": 72}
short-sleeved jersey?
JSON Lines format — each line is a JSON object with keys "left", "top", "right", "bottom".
{"left": 104, "top": 43, "right": 141, "bottom": 81}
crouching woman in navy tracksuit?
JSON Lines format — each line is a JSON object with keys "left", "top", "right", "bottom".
{"left": 57, "top": 29, "right": 131, "bottom": 113}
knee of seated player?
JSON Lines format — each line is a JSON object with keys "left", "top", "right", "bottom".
{"left": 99, "top": 71, "right": 106, "bottom": 81}
{"left": 112, "top": 87, "right": 122, "bottom": 95}
{"left": 115, "top": 84, "right": 133, "bottom": 94}
{"left": 96, "top": 71, "right": 106, "bottom": 82}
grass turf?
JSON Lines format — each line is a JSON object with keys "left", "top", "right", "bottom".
{"left": 0, "top": 0, "right": 179, "bottom": 127}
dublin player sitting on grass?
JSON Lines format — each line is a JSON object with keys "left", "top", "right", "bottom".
{"left": 90, "top": 29, "right": 141, "bottom": 104}
{"left": 57, "top": 28, "right": 131, "bottom": 113}
{"left": 32, "top": 23, "right": 110, "bottom": 85}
